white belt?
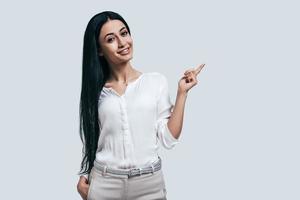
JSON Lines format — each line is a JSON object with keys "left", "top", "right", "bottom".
{"left": 93, "top": 156, "right": 162, "bottom": 178}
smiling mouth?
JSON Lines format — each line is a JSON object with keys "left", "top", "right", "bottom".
{"left": 118, "top": 47, "right": 130, "bottom": 55}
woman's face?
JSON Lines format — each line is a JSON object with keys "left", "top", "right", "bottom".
{"left": 98, "top": 19, "right": 133, "bottom": 65}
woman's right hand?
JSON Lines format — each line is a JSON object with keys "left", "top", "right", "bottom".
{"left": 77, "top": 176, "right": 90, "bottom": 200}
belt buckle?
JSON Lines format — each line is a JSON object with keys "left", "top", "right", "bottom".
{"left": 128, "top": 168, "right": 141, "bottom": 177}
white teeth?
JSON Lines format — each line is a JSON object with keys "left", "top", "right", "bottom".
{"left": 119, "top": 48, "right": 129, "bottom": 54}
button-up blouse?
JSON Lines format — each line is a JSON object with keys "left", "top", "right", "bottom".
{"left": 81, "top": 72, "right": 180, "bottom": 179}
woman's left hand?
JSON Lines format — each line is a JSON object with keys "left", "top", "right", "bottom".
{"left": 178, "top": 64, "right": 205, "bottom": 94}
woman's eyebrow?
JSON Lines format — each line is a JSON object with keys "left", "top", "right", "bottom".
{"left": 104, "top": 27, "right": 126, "bottom": 39}
{"left": 119, "top": 27, "right": 126, "bottom": 32}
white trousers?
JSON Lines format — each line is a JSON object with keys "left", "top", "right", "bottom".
{"left": 87, "top": 165, "right": 168, "bottom": 200}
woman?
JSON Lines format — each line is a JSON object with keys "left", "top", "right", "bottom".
{"left": 76, "top": 11, "right": 205, "bottom": 200}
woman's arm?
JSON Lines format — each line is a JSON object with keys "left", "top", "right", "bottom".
{"left": 167, "top": 90, "right": 187, "bottom": 139}
{"left": 167, "top": 64, "right": 206, "bottom": 139}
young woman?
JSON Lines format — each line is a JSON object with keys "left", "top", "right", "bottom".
{"left": 76, "top": 11, "right": 205, "bottom": 200}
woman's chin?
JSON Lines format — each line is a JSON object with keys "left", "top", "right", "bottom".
{"left": 117, "top": 56, "right": 133, "bottom": 65}
{"left": 121, "top": 55, "right": 133, "bottom": 62}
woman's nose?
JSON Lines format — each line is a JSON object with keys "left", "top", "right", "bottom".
{"left": 117, "top": 37, "right": 126, "bottom": 47}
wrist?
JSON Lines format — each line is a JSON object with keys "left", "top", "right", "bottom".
{"left": 177, "top": 89, "right": 188, "bottom": 97}
{"left": 80, "top": 175, "right": 88, "bottom": 183}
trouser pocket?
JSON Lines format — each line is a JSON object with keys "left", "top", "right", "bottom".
{"left": 87, "top": 169, "right": 95, "bottom": 200}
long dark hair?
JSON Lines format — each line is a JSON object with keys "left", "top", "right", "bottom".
{"left": 78, "top": 11, "right": 131, "bottom": 176}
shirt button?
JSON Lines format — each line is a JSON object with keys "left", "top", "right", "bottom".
{"left": 122, "top": 124, "right": 129, "bottom": 130}
{"left": 121, "top": 101, "right": 127, "bottom": 107}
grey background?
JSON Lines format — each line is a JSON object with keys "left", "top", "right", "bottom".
{"left": 0, "top": 0, "right": 299, "bottom": 199}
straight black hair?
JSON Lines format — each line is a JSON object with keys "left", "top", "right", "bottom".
{"left": 78, "top": 11, "right": 131, "bottom": 176}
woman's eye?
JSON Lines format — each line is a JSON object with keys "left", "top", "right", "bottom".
{"left": 121, "top": 31, "right": 128, "bottom": 36}
{"left": 107, "top": 37, "right": 115, "bottom": 43}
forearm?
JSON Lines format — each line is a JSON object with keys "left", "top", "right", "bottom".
{"left": 167, "top": 89, "right": 188, "bottom": 139}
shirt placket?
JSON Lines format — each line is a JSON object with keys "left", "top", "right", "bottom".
{"left": 119, "top": 96, "right": 134, "bottom": 160}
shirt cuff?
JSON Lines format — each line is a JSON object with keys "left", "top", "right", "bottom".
{"left": 161, "top": 123, "right": 180, "bottom": 149}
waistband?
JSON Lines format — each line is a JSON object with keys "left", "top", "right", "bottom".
{"left": 93, "top": 156, "right": 162, "bottom": 178}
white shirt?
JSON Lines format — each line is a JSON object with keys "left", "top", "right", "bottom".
{"left": 81, "top": 72, "right": 180, "bottom": 178}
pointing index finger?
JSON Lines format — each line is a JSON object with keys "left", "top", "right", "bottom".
{"left": 194, "top": 64, "right": 205, "bottom": 75}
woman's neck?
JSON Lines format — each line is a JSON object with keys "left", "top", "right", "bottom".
{"left": 107, "top": 62, "right": 139, "bottom": 84}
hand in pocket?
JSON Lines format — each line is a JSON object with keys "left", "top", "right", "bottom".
{"left": 77, "top": 176, "right": 90, "bottom": 200}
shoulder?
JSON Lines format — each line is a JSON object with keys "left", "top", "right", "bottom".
{"left": 142, "top": 72, "right": 169, "bottom": 94}
{"left": 143, "top": 72, "right": 168, "bottom": 82}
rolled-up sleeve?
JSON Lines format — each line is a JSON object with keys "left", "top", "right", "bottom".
{"left": 155, "top": 74, "right": 180, "bottom": 150}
